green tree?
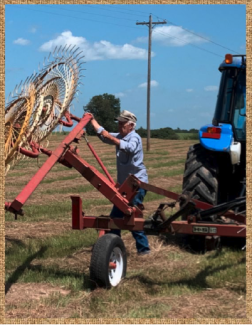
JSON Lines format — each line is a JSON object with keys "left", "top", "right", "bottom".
{"left": 84, "top": 93, "right": 121, "bottom": 135}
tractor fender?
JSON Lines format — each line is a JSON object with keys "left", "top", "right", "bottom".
{"left": 199, "top": 123, "right": 233, "bottom": 152}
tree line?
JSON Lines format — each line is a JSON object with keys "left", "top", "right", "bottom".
{"left": 83, "top": 93, "right": 199, "bottom": 140}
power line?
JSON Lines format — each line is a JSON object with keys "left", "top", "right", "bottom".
{"left": 88, "top": 5, "right": 240, "bottom": 54}
{"left": 14, "top": 5, "right": 140, "bottom": 31}
{"left": 156, "top": 17, "right": 240, "bottom": 54}
{"left": 13, "top": 5, "right": 232, "bottom": 59}
{"left": 46, "top": 4, "right": 137, "bottom": 22}
{"left": 152, "top": 28, "right": 223, "bottom": 58}
{"left": 87, "top": 4, "right": 149, "bottom": 18}
{"left": 87, "top": 5, "right": 240, "bottom": 54}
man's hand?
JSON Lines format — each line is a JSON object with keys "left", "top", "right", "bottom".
{"left": 86, "top": 112, "right": 94, "bottom": 120}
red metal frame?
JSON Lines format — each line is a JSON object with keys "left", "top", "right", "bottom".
{"left": 5, "top": 113, "right": 246, "bottom": 239}
{"left": 69, "top": 195, "right": 246, "bottom": 238}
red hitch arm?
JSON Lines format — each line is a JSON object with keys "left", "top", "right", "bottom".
{"left": 9, "top": 113, "right": 93, "bottom": 212}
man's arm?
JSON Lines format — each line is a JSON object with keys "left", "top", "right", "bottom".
{"left": 90, "top": 118, "right": 101, "bottom": 132}
{"left": 90, "top": 118, "right": 120, "bottom": 146}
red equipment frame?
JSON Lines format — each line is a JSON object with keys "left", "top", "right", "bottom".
{"left": 5, "top": 113, "right": 246, "bottom": 240}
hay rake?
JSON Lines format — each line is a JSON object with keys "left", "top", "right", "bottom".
{"left": 5, "top": 112, "right": 246, "bottom": 288}
{"left": 5, "top": 46, "right": 85, "bottom": 174}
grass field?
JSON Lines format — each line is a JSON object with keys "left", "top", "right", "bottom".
{"left": 5, "top": 134, "right": 246, "bottom": 319}
{"left": 176, "top": 132, "right": 199, "bottom": 140}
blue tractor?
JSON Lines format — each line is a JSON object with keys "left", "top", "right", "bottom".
{"left": 182, "top": 54, "right": 246, "bottom": 217}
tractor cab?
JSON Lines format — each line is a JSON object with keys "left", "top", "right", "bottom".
{"left": 212, "top": 54, "right": 246, "bottom": 143}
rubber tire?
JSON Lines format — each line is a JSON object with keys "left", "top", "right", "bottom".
{"left": 182, "top": 143, "right": 219, "bottom": 253}
{"left": 90, "top": 234, "right": 127, "bottom": 288}
{"left": 182, "top": 143, "right": 219, "bottom": 213}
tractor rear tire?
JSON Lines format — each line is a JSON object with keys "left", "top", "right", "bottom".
{"left": 90, "top": 234, "right": 127, "bottom": 288}
{"left": 182, "top": 143, "right": 219, "bottom": 253}
{"left": 182, "top": 143, "right": 219, "bottom": 212}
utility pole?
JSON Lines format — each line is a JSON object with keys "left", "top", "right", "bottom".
{"left": 136, "top": 15, "right": 166, "bottom": 151}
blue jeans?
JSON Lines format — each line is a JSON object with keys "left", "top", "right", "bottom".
{"left": 109, "top": 188, "right": 150, "bottom": 253}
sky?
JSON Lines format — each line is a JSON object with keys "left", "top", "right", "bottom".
{"left": 5, "top": 4, "right": 246, "bottom": 130}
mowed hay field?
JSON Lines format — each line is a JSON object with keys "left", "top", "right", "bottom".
{"left": 5, "top": 134, "right": 246, "bottom": 319}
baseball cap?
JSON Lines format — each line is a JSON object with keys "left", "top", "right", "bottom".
{"left": 114, "top": 110, "right": 137, "bottom": 123}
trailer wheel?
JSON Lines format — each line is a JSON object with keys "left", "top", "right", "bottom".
{"left": 90, "top": 234, "right": 127, "bottom": 288}
{"left": 182, "top": 143, "right": 219, "bottom": 218}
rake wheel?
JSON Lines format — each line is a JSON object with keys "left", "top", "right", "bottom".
{"left": 5, "top": 86, "right": 36, "bottom": 167}
{"left": 5, "top": 45, "right": 85, "bottom": 172}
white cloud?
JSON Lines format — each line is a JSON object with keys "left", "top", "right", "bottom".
{"left": 39, "top": 31, "right": 153, "bottom": 61}
{"left": 204, "top": 85, "right": 218, "bottom": 91}
{"left": 186, "top": 89, "right": 193, "bottom": 92}
{"left": 114, "top": 92, "right": 126, "bottom": 98}
{"left": 13, "top": 38, "right": 30, "bottom": 45}
{"left": 138, "top": 80, "right": 159, "bottom": 88}
{"left": 135, "top": 36, "right": 148, "bottom": 43}
{"left": 137, "top": 26, "right": 209, "bottom": 47}
{"left": 30, "top": 27, "right": 37, "bottom": 33}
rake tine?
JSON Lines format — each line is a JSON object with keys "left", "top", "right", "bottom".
{"left": 14, "top": 84, "right": 19, "bottom": 95}
{"left": 31, "top": 72, "right": 38, "bottom": 83}
{"left": 12, "top": 85, "right": 17, "bottom": 96}
{"left": 72, "top": 46, "right": 80, "bottom": 55}
{"left": 47, "top": 51, "right": 51, "bottom": 62}
{"left": 77, "top": 62, "right": 86, "bottom": 70}
{"left": 65, "top": 44, "right": 71, "bottom": 55}
{"left": 18, "top": 79, "right": 23, "bottom": 90}
{"left": 67, "top": 44, "right": 74, "bottom": 55}
{"left": 23, "top": 75, "right": 29, "bottom": 87}
{"left": 61, "top": 44, "right": 67, "bottom": 55}
{"left": 57, "top": 45, "right": 62, "bottom": 56}
{"left": 76, "top": 56, "right": 85, "bottom": 64}
{"left": 27, "top": 73, "right": 34, "bottom": 84}
{"left": 70, "top": 44, "right": 77, "bottom": 54}
{"left": 7, "top": 92, "right": 11, "bottom": 103}
{"left": 53, "top": 46, "right": 58, "bottom": 56}
{"left": 78, "top": 60, "right": 85, "bottom": 66}
{"left": 69, "top": 44, "right": 76, "bottom": 52}
{"left": 73, "top": 50, "right": 84, "bottom": 60}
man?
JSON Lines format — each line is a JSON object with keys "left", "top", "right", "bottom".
{"left": 90, "top": 110, "right": 150, "bottom": 255}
